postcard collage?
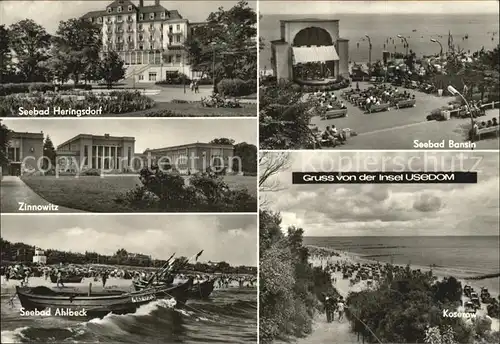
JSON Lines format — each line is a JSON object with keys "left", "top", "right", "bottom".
{"left": 0, "top": 1, "right": 499, "bottom": 343}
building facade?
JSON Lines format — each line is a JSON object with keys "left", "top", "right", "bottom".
{"left": 33, "top": 248, "right": 47, "bottom": 264}
{"left": 271, "top": 19, "right": 349, "bottom": 82}
{"left": 142, "top": 142, "right": 235, "bottom": 174}
{"left": 83, "top": 0, "right": 201, "bottom": 83}
{"left": 56, "top": 134, "right": 135, "bottom": 173}
{"left": 1, "top": 131, "right": 44, "bottom": 176}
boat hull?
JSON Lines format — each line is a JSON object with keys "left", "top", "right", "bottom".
{"left": 133, "top": 279, "right": 215, "bottom": 299}
{"left": 16, "top": 279, "right": 192, "bottom": 318}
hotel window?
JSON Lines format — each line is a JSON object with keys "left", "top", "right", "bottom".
{"left": 176, "top": 24, "right": 180, "bottom": 31}
{"left": 150, "top": 13, "right": 154, "bottom": 20}
{"left": 169, "top": 25, "right": 173, "bottom": 32}
{"left": 117, "top": 6, "right": 122, "bottom": 13}
{"left": 98, "top": 17, "right": 102, "bottom": 23}
{"left": 128, "top": 5, "right": 133, "bottom": 11}
{"left": 139, "top": 44, "right": 143, "bottom": 50}
{"left": 107, "top": 8, "right": 112, "bottom": 13}
{"left": 127, "top": 147, "right": 132, "bottom": 167}
{"left": 175, "top": 54, "right": 181, "bottom": 62}
{"left": 139, "top": 13, "right": 143, "bottom": 20}
{"left": 176, "top": 35, "right": 180, "bottom": 43}
{"left": 161, "top": 12, "right": 165, "bottom": 19}
{"left": 117, "top": 15, "right": 122, "bottom": 22}
{"left": 138, "top": 74, "right": 144, "bottom": 80}
{"left": 149, "top": 72, "right": 157, "bottom": 81}
{"left": 167, "top": 55, "right": 172, "bottom": 63}
{"left": 127, "top": 36, "right": 132, "bottom": 42}
{"left": 149, "top": 35, "right": 153, "bottom": 41}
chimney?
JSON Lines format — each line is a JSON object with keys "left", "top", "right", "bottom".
{"left": 139, "top": 0, "right": 144, "bottom": 7}
{"left": 155, "top": 0, "right": 160, "bottom": 5}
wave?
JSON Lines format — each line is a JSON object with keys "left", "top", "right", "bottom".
{"left": 1, "top": 326, "right": 29, "bottom": 343}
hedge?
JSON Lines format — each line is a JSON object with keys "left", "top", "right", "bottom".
{"left": 217, "top": 78, "right": 257, "bottom": 97}
{"left": 0, "top": 83, "right": 92, "bottom": 96}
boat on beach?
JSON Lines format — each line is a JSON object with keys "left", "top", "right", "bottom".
{"left": 16, "top": 278, "right": 193, "bottom": 317}
{"left": 49, "top": 275, "right": 84, "bottom": 284}
{"left": 133, "top": 278, "right": 216, "bottom": 299}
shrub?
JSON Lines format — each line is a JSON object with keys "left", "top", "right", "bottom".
{"left": 117, "top": 168, "right": 257, "bottom": 212}
{"left": 155, "top": 72, "right": 191, "bottom": 85}
{"left": 217, "top": 78, "right": 256, "bottom": 97}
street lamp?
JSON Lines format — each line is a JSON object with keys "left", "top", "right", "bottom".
{"left": 364, "top": 35, "right": 372, "bottom": 78}
{"left": 211, "top": 42, "right": 217, "bottom": 93}
{"left": 430, "top": 39, "right": 443, "bottom": 57}
{"left": 397, "top": 34, "right": 409, "bottom": 56}
{"left": 447, "top": 85, "right": 475, "bottom": 147}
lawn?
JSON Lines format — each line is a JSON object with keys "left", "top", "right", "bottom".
{"left": 113, "top": 101, "right": 257, "bottom": 117}
{"left": 21, "top": 174, "right": 257, "bottom": 212}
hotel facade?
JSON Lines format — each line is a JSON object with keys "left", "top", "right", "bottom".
{"left": 83, "top": 0, "right": 205, "bottom": 83}
{"left": 1, "top": 131, "right": 44, "bottom": 176}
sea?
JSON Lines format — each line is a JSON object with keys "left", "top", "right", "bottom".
{"left": 304, "top": 236, "right": 500, "bottom": 277}
{"left": 259, "top": 13, "right": 500, "bottom": 70}
{"left": 0, "top": 287, "right": 257, "bottom": 343}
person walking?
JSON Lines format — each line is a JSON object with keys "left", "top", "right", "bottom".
{"left": 337, "top": 296, "right": 346, "bottom": 322}
{"left": 56, "top": 270, "right": 64, "bottom": 288}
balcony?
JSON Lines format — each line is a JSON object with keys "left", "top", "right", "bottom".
{"left": 137, "top": 27, "right": 144, "bottom": 32}
{"left": 116, "top": 18, "right": 123, "bottom": 23}
{"left": 167, "top": 42, "right": 184, "bottom": 49}
{"left": 126, "top": 17, "right": 134, "bottom": 23}
{"left": 127, "top": 28, "right": 134, "bottom": 33}
{"left": 115, "top": 29, "right": 124, "bottom": 34}
{"left": 148, "top": 26, "right": 155, "bottom": 32}
{"left": 106, "top": 20, "right": 113, "bottom": 24}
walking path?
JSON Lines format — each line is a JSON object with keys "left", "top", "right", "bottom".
{"left": 0, "top": 176, "right": 82, "bottom": 213}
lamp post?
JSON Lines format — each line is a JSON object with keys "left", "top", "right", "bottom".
{"left": 211, "top": 42, "right": 216, "bottom": 93}
{"left": 397, "top": 34, "right": 409, "bottom": 56}
{"left": 365, "top": 35, "right": 372, "bottom": 78}
{"left": 447, "top": 85, "right": 475, "bottom": 148}
{"left": 430, "top": 39, "right": 443, "bottom": 57}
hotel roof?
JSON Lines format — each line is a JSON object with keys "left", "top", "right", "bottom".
{"left": 143, "top": 142, "right": 234, "bottom": 154}
{"left": 56, "top": 134, "right": 135, "bottom": 150}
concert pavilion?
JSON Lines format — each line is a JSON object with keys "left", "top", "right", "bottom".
{"left": 270, "top": 19, "right": 349, "bottom": 84}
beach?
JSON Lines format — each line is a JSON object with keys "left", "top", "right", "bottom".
{"left": 259, "top": 13, "right": 499, "bottom": 70}
{"left": 307, "top": 245, "right": 500, "bottom": 335}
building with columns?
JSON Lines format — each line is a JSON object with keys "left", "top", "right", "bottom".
{"left": 56, "top": 134, "right": 135, "bottom": 173}
{"left": 82, "top": 0, "right": 203, "bottom": 83}
{"left": 270, "top": 19, "right": 349, "bottom": 83}
{"left": 1, "top": 131, "right": 44, "bottom": 176}
{"left": 142, "top": 142, "right": 235, "bottom": 174}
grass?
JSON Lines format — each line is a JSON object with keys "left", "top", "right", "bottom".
{"left": 115, "top": 101, "right": 257, "bottom": 117}
{"left": 21, "top": 174, "right": 257, "bottom": 212}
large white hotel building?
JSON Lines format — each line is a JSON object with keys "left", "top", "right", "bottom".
{"left": 82, "top": 0, "right": 205, "bottom": 83}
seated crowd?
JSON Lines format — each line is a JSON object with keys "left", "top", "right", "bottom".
{"left": 475, "top": 117, "right": 499, "bottom": 130}
{"left": 311, "top": 91, "right": 347, "bottom": 111}
{"left": 343, "top": 84, "right": 415, "bottom": 111}
{"left": 318, "top": 125, "right": 347, "bottom": 146}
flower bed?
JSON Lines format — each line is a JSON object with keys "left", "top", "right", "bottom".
{"left": 0, "top": 83, "right": 92, "bottom": 96}
{"left": 0, "top": 91, "right": 155, "bottom": 116}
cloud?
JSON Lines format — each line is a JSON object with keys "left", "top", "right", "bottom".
{"left": 262, "top": 151, "right": 499, "bottom": 236}
{"left": 0, "top": 215, "right": 257, "bottom": 266}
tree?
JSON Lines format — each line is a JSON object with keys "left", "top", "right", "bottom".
{"left": 259, "top": 152, "right": 290, "bottom": 192}
{"left": 9, "top": 19, "right": 51, "bottom": 82}
{"left": 42, "top": 135, "right": 56, "bottom": 170}
{"left": 0, "top": 25, "right": 13, "bottom": 83}
{"left": 233, "top": 142, "right": 257, "bottom": 173}
{"left": 209, "top": 138, "right": 235, "bottom": 145}
{"left": 50, "top": 18, "right": 101, "bottom": 85}
{"left": 98, "top": 51, "right": 125, "bottom": 88}
{"left": 0, "top": 122, "right": 12, "bottom": 166}
{"left": 184, "top": 0, "right": 257, "bottom": 80}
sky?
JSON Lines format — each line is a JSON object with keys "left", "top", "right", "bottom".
{"left": 260, "top": 0, "right": 499, "bottom": 15}
{"left": 0, "top": 0, "right": 256, "bottom": 33}
{"left": 260, "top": 151, "right": 499, "bottom": 237}
{"left": 0, "top": 214, "right": 257, "bottom": 266}
{"left": 2, "top": 118, "right": 257, "bottom": 153}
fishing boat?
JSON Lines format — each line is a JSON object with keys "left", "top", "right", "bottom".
{"left": 16, "top": 278, "right": 193, "bottom": 317}
{"left": 133, "top": 278, "right": 216, "bottom": 299}
{"left": 49, "top": 275, "right": 84, "bottom": 284}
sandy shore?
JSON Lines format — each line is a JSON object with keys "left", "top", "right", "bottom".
{"left": 308, "top": 246, "right": 500, "bottom": 333}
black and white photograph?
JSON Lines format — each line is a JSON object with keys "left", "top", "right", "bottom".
{"left": 0, "top": 0, "right": 257, "bottom": 117}
{"left": 0, "top": 118, "right": 257, "bottom": 213}
{"left": 0, "top": 214, "right": 257, "bottom": 343}
{"left": 259, "top": 1, "right": 499, "bottom": 150}
{"left": 259, "top": 151, "right": 499, "bottom": 344}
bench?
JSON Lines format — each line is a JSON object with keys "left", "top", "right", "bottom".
{"left": 367, "top": 103, "right": 390, "bottom": 113}
{"left": 395, "top": 99, "right": 416, "bottom": 109}
{"left": 321, "top": 108, "right": 348, "bottom": 120}
{"left": 474, "top": 126, "right": 500, "bottom": 140}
